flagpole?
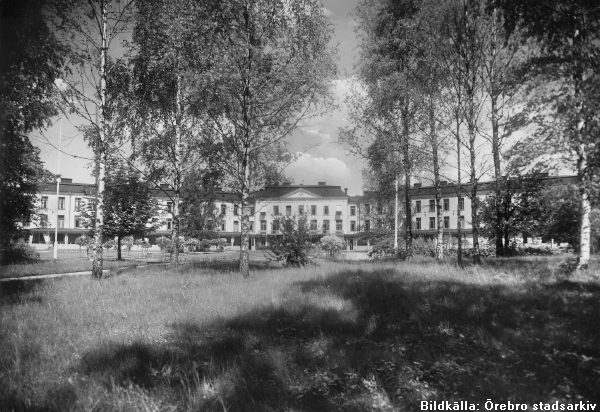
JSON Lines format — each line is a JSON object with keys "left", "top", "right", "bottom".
{"left": 54, "top": 118, "right": 62, "bottom": 260}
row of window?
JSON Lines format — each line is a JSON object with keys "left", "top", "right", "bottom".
{"left": 415, "top": 198, "right": 464, "bottom": 213}
{"left": 40, "top": 196, "right": 84, "bottom": 211}
{"left": 259, "top": 219, "right": 353, "bottom": 232}
{"left": 38, "top": 215, "right": 83, "bottom": 228}
{"left": 415, "top": 216, "right": 465, "bottom": 230}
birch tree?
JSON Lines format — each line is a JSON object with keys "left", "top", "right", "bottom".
{"left": 498, "top": 0, "right": 600, "bottom": 270}
{"left": 51, "top": 0, "right": 134, "bottom": 278}
{"left": 204, "top": 0, "right": 337, "bottom": 277}
{"left": 129, "top": 0, "right": 224, "bottom": 266}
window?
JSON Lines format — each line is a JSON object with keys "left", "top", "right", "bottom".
{"left": 459, "top": 197, "right": 464, "bottom": 210}
{"left": 311, "top": 205, "right": 317, "bottom": 215}
{"left": 273, "top": 205, "right": 279, "bottom": 215}
{"left": 310, "top": 220, "right": 318, "bottom": 230}
{"left": 40, "top": 214, "right": 48, "bottom": 227}
{"left": 444, "top": 216, "right": 450, "bottom": 229}
{"left": 32, "top": 233, "right": 45, "bottom": 244}
{"left": 260, "top": 220, "right": 267, "bottom": 231}
{"left": 75, "top": 217, "right": 81, "bottom": 228}
{"left": 429, "top": 217, "right": 435, "bottom": 229}
{"left": 416, "top": 201, "right": 421, "bottom": 213}
{"left": 459, "top": 215, "right": 465, "bottom": 228}
{"left": 57, "top": 233, "right": 65, "bottom": 244}
{"left": 322, "top": 219, "right": 330, "bottom": 232}
{"left": 377, "top": 203, "right": 383, "bottom": 214}
{"left": 260, "top": 211, "right": 266, "bottom": 219}
{"left": 429, "top": 200, "right": 435, "bottom": 212}
{"left": 234, "top": 204, "right": 239, "bottom": 215}
{"left": 249, "top": 223, "right": 254, "bottom": 232}
{"left": 416, "top": 217, "right": 422, "bottom": 230}
{"left": 286, "top": 205, "right": 292, "bottom": 216}
{"left": 298, "top": 205, "right": 304, "bottom": 215}
{"left": 221, "top": 204, "right": 227, "bottom": 215}
{"left": 234, "top": 221, "right": 239, "bottom": 232}
{"left": 221, "top": 220, "right": 226, "bottom": 231}
{"left": 167, "top": 219, "right": 173, "bottom": 230}
{"left": 350, "top": 220, "right": 356, "bottom": 231}
{"left": 336, "top": 220, "right": 342, "bottom": 231}
{"left": 365, "top": 204, "right": 371, "bottom": 214}
{"left": 365, "top": 219, "right": 370, "bottom": 232}
{"left": 443, "top": 198, "right": 449, "bottom": 211}
{"left": 336, "top": 205, "right": 342, "bottom": 216}
{"left": 272, "top": 220, "right": 280, "bottom": 233}
{"left": 324, "top": 206, "right": 329, "bottom": 215}
{"left": 167, "top": 201, "right": 173, "bottom": 213}
{"left": 58, "top": 215, "right": 65, "bottom": 228}
{"left": 40, "top": 196, "right": 48, "bottom": 209}
{"left": 58, "top": 197, "right": 65, "bottom": 210}
{"left": 350, "top": 206, "right": 356, "bottom": 216}
{"left": 250, "top": 207, "right": 255, "bottom": 215}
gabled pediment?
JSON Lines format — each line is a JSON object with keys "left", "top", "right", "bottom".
{"left": 280, "top": 188, "right": 322, "bottom": 199}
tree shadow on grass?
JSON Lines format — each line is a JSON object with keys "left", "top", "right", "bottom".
{"left": 0, "top": 278, "right": 46, "bottom": 305}
{"left": 35, "top": 266, "right": 600, "bottom": 411}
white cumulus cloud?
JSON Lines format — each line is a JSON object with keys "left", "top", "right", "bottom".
{"left": 286, "top": 153, "right": 352, "bottom": 189}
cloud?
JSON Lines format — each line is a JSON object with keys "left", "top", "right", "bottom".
{"left": 322, "top": 6, "right": 333, "bottom": 17}
{"left": 286, "top": 153, "right": 352, "bottom": 188}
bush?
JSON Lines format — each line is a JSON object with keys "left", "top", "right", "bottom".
{"left": 0, "top": 240, "right": 40, "bottom": 265}
{"left": 412, "top": 237, "right": 436, "bottom": 257}
{"left": 320, "top": 235, "right": 345, "bottom": 258}
{"left": 103, "top": 239, "right": 116, "bottom": 250}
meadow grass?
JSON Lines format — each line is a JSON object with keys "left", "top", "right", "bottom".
{"left": 0, "top": 256, "right": 598, "bottom": 411}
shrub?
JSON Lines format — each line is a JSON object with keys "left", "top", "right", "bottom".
{"left": 320, "top": 235, "right": 346, "bottom": 258}
{"left": 103, "top": 239, "right": 116, "bottom": 250}
{"left": 268, "top": 218, "right": 320, "bottom": 267}
{"left": 412, "top": 237, "right": 436, "bottom": 257}
{"left": 0, "top": 240, "right": 40, "bottom": 265}
{"left": 122, "top": 235, "right": 135, "bottom": 254}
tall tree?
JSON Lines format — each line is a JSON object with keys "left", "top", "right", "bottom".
{"left": 497, "top": 0, "right": 600, "bottom": 270}
{"left": 51, "top": 0, "right": 135, "bottom": 278}
{"left": 0, "top": 0, "right": 65, "bottom": 247}
{"left": 342, "top": 0, "right": 427, "bottom": 259}
{"left": 205, "top": 0, "right": 337, "bottom": 277}
{"left": 81, "top": 165, "right": 160, "bottom": 260}
{"left": 130, "top": 0, "right": 225, "bottom": 267}
{"left": 439, "top": 0, "right": 490, "bottom": 263}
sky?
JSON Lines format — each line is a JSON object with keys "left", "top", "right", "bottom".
{"left": 35, "top": 0, "right": 365, "bottom": 195}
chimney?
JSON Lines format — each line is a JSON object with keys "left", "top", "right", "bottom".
{"left": 282, "top": 181, "right": 291, "bottom": 186}
{"left": 413, "top": 183, "right": 422, "bottom": 188}
{"left": 318, "top": 182, "right": 326, "bottom": 186}
{"left": 344, "top": 188, "right": 348, "bottom": 194}
{"left": 440, "top": 181, "right": 447, "bottom": 186}
{"left": 61, "top": 178, "right": 73, "bottom": 183}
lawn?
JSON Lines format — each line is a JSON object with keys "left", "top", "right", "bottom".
{"left": 0, "top": 250, "right": 239, "bottom": 279}
{"left": 0, "top": 256, "right": 599, "bottom": 411}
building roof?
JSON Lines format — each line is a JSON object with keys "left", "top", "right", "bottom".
{"left": 256, "top": 184, "right": 348, "bottom": 199}
{"left": 39, "top": 182, "right": 96, "bottom": 195}
{"left": 410, "top": 175, "right": 578, "bottom": 197}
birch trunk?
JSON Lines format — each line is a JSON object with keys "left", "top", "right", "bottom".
{"left": 171, "top": 74, "right": 182, "bottom": 267}
{"left": 430, "top": 100, "right": 443, "bottom": 260}
{"left": 92, "top": 0, "right": 107, "bottom": 279}
{"left": 489, "top": 8, "right": 504, "bottom": 257}
{"left": 456, "top": 115, "right": 463, "bottom": 266}
{"left": 402, "top": 103, "right": 412, "bottom": 259}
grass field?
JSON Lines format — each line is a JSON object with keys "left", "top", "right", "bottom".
{"left": 1, "top": 256, "right": 599, "bottom": 411}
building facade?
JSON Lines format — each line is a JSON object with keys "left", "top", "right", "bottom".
{"left": 24, "top": 176, "right": 577, "bottom": 250}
